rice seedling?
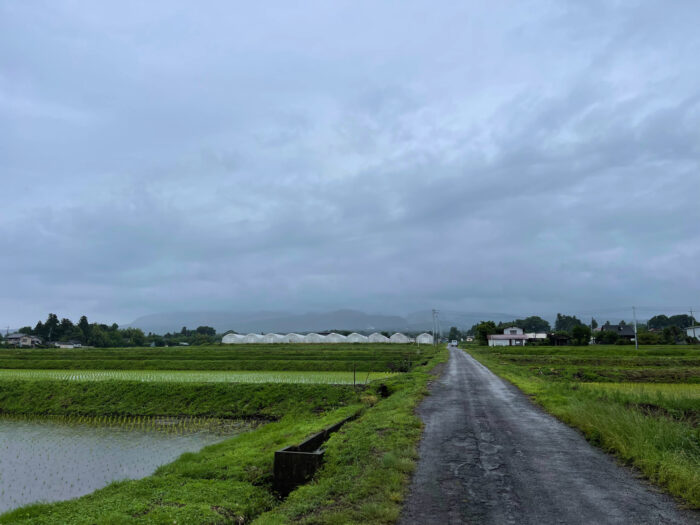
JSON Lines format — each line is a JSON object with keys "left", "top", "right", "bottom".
{"left": 0, "top": 369, "right": 396, "bottom": 384}
{"left": 0, "top": 415, "right": 256, "bottom": 515}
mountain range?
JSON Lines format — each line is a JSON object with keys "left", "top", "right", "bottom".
{"left": 127, "top": 309, "right": 522, "bottom": 335}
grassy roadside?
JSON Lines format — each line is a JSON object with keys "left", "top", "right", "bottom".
{"left": 464, "top": 346, "right": 700, "bottom": 509}
{"left": 254, "top": 346, "right": 449, "bottom": 524}
{"left": 0, "top": 347, "right": 448, "bottom": 523}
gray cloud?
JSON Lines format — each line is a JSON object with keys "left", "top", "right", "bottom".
{"left": 1, "top": 1, "right": 700, "bottom": 326}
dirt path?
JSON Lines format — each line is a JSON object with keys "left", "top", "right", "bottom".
{"left": 399, "top": 347, "right": 699, "bottom": 525}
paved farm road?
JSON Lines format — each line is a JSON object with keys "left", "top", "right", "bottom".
{"left": 399, "top": 347, "right": 699, "bottom": 525}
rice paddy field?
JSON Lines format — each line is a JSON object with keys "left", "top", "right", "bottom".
{"left": 465, "top": 344, "right": 700, "bottom": 508}
{"left": 0, "top": 344, "right": 425, "bottom": 372}
{"left": 0, "top": 369, "right": 396, "bottom": 384}
{"left": 0, "top": 342, "right": 445, "bottom": 523}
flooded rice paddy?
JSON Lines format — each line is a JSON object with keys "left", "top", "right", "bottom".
{"left": 0, "top": 416, "right": 253, "bottom": 515}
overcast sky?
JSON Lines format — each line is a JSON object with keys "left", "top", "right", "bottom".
{"left": 2, "top": 1, "right": 699, "bottom": 327}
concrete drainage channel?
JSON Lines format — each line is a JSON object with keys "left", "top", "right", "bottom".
{"left": 272, "top": 412, "right": 360, "bottom": 497}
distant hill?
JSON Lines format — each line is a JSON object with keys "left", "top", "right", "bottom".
{"left": 127, "top": 309, "right": 522, "bottom": 335}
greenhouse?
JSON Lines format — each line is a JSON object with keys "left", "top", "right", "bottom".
{"left": 416, "top": 333, "right": 434, "bottom": 344}
{"left": 243, "top": 333, "right": 263, "bottom": 343}
{"left": 346, "top": 332, "right": 369, "bottom": 343}
{"left": 324, "top": 333, "right": 347, "bottom": 343}
{"left": 389, "top": 333, "right": 411, "bottom": 343}
{"left": 222, "top": 331, "right": 414, "bottom": 344}
{"left": 368, "top": 332, "right": 390, "bottom": 343}
{"left": 221, "top": 333, "right": 246, "bottom": 344}
{"left": 304, "top": 333, "right": 326, "bottom": 343}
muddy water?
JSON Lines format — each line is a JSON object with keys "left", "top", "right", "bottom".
{"left": 0, "top": 418, "right": 249, "bottom": 514}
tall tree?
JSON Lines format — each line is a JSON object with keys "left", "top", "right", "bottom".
{"left": 571, "top": 325, "right": 591, "bottom": 345}
{"left": 195, "top": 326, "right": 216, "bottom": 336}
{"left": 58, "top": 318, "right": 74, "bottom": 340}
{"left": 517, "top": 316, "right": 551, "bottom": 333}
{"left": 475, "top": 321, "right": 498, "bottom": 345}
{"left": 448, "top": 326, "right": 461, "bottom": 341}
{"left": 554, "top": 313, "right": 583, "bottom": 333}
{"left": 78, "top": 316, "right": 90, "bottom": 340}
{"left": 44, "top": 313, "right": 60, "bottom": 341}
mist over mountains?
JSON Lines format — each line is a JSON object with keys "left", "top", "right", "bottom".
{"left": 127, "top": 310, "right": 521, "bottom": 335}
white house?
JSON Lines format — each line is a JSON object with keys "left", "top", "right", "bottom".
{"left": 368, "top": 332, "right": 389, "bottom": 343}
{"left": 488, "top": 327, "right": 529, "bottom": 347}
{"left": 389, "top": 332, "right": 411, "bottom": 343}
{"left": 416, "top": 333, "right": 434, "bottom": 344}
{"left": 346, "top": 332, "right": 369, "bottom": 343}
{"left": 687, "top": 326, "right": 700, "bottom": 340}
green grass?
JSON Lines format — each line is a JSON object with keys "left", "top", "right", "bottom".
{"left": 0, "top": 369, "right": 396, "bottom": 384}
{"left": 0, "top": 380, "right": 360, "bottom": 419}
{"left": 0, "top": 347, "right": 449, "bottom": 523}
{"left": 465, "top": 345, "right": 700, "bottom": 508}
{"left": 0, "top": 344, "right": 434, "bottom": 372}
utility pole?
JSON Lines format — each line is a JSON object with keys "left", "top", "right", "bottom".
{"left": 432, "top": 309, "right": 439, "bottom": 346}
{"left": 691, "top": 308, "right": 697, "bottom": 340}
{"left": 632, "top": 306, "right": 639, "bottom": 351}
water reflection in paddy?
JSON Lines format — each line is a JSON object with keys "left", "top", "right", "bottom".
{"left": 0, "top": 416, "right": 254, "bottom": 514}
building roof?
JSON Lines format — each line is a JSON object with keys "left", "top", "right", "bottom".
{"left": 6, "top": 333, "right": 41, "bottom": 340}
{"left": 600, "top": 322, "right": 635, "bottom": 337}
{"left": 487, "top": 334, "right": 529, "bottom": 340}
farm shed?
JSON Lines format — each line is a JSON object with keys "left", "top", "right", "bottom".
{"left": 304, "top": 333, "right": 327, "bottom": 343}
{"left": 346, "top": 332, "right": 369, "bottom": 343}
{"left": 368, "top": 332, "right": 390, "bottom": 343}
{"left": 389, "top": 333, "right": 411, "bottom": 343}
{"left": 416, "top": 333, "right": 433, "bottom": 344}
{"left": 324, "top": 333, "right": 347, "bottom": 343}
{"left": 262, "top": 333, "right": 285, "bottom": 343}
{"left": 287, "top": 333, "right": 305, "bottom": 343}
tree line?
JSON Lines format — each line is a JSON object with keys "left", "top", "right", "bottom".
{"left": 461, "top": 312, "right": 697, "bottom": 346}
{"left": 1, "top": 314, "right": 220, "bottom": 347}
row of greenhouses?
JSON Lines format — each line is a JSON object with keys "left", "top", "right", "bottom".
{"left": 221, "top": 332, "right": 434, "bottom": 344}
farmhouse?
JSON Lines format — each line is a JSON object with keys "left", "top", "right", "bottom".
{"left": 5, "top": 333, "right": 42, "bottom": 347}
{"left": 488, "top": 327, "right": 528, "bottom": 347}
{"left": 599, "top": 322, "right": 636, "bottom": 341}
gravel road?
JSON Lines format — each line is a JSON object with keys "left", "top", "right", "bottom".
{"left": 399, "top": 346, "right": 699, "bottom": 525}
